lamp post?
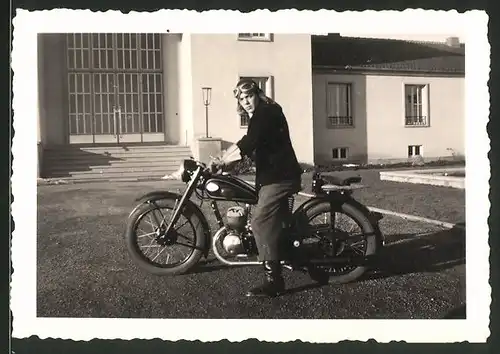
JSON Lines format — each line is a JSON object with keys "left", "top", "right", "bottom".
{"left": 202, "top": 87, "right": 212, "bottom": 138}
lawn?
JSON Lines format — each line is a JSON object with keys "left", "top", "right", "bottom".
{"left": 240, "top": 168, "right": 465, "bottom": 225}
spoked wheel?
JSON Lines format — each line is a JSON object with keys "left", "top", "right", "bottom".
{"left": 124, "top": 198, "right": 206, "bottom": 275}
{"left": 300, "top": 200, "right": 379, "bottom": 284}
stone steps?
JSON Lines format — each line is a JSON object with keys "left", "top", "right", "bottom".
{"left": 41, "top": 144, "right": 193, "bottom": 182}
{"left": 46, "top": 160, "right": 181, "bottom": 171}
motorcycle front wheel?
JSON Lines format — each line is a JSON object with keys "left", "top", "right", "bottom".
{"left": 124, "top": 198, "right": 206, "bottom": 276}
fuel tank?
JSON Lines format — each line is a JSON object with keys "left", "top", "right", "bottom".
{"left": 204, "top": 174, "right": 258, "bottom": 204}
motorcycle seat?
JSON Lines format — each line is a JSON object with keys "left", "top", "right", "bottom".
{"left": 322, "top": 174, "right": 362, "bottom": 186}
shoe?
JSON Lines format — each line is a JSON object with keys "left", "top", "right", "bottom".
{"left": 246, "top": 260, "right": 285, "bottom": 297}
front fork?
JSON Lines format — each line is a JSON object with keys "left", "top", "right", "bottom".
{"left": 161, "top": 167, "right": 203, "bottom": 235}
{"left": 158, "top": 168, "right": 230, "bottom": 237}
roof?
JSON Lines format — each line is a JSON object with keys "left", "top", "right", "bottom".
{"left": 311, "top": 34, "right": 465, "bottom": 75}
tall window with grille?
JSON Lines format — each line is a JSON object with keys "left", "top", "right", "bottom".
{"left": 405, "top": 84, "right": 429, "bottom": 127}
{"left": 238, "top": 76, "right": 273, "bottom": 128}
{"left": 326, "top": 83, "right": 353, "bottom": 128}
{"left": 66, "top": 33, "right": 164, "bottom": 144}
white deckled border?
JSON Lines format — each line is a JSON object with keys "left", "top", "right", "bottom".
{"left": 11, "top": 9, "right": 490, "bottom": 344}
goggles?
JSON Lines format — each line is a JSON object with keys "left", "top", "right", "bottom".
{"left": 233, "top": 80, "right": 259, "bottom": 98}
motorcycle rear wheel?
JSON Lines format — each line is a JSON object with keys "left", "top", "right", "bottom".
{"left": 301, "top": 199, "right": 379, "bottom": 285}
{"left": 124, "top": 198, "right": 206, "bottom": 276}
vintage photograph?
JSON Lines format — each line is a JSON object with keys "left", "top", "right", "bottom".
{"left": 35, "top": 31, "right": 466, "bottom": 317}
{"left": 11, "top": 9, "right": 490, "bottom": 344}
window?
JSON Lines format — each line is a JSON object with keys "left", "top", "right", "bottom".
{"left": 65, "top": 33, "right": 164, "bottom": 144}
{"left": 237, "top": 33, "right": 272, "bottom": 41}
{"left": 408, "top": 145, "right": 423, "bottom": 157}
{"left": 332, "top": 147, "right": 349, "bottom": 160}
{"left": 238, "top": 76, "right": 273, "bottom": 127}
{"left": 405, "top": 84, "right": 429, "bottom": 126}
{"left": 326, "top": 83, "right": 353, "bottom": 128}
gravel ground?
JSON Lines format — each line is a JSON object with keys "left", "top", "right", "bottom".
{"left": 36, "top": 169, "right": 466, "bottom": 319}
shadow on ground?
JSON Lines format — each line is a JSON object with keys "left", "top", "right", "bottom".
{"left": 185, "top": 223, "right": 465, "bottom": 298}
{"left": 42, "top": 147, "right": 124, "bottom": 178}
{"left": 370, "top": 223, "right": 465, "bottom": 279}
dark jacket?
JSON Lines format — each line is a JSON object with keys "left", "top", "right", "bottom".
{"left": 236, "top": 102, "right": 303, "bottom": 188}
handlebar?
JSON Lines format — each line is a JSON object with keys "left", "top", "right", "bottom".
{"left": 192, "top": 158, "right": 224, "bottom": 175}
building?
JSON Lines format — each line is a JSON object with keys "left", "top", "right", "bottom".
{"left": 311, "top": 34, "right": 465, "bottom": 165}
{"left": 36, "top": 33, "right": 314, "bottom": 180}
{"left": 36, "top": 33, "right": 464, "bottom": 181}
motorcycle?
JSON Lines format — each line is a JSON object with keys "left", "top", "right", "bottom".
{"left": 124, "top": 158, "right": 385, "bottom": 285}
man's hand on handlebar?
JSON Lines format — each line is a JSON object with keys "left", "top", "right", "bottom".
{"left": 208, "top": 156, "right": 225, "bottom": 174}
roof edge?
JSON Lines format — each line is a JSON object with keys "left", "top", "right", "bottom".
{"left": 312, "top": 65, "right": 465, "bottom": 77}
{"left": 311, "top": 33, "right": 465, "bottom": 48}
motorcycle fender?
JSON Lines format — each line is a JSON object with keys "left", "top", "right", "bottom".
{"left": 294, "top": 193, "right": 347, "bottom": 216}
{"left": 129, "top": 191, "right": 182, "bottom": 218}
{"left": 294, "top": 193, "right": 385, "bottom": 244}
{"left": 129, "top": 191, "right": 212, "bottom": 258}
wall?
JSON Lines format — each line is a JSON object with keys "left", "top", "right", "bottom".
{"left": 312, "top": 73, "right": 368, "bottom": 165}
{"left": 162, "top": 34, "right": 184, "bottom": 145}
{"left": 312, "top": 71, "right": 465, "bottom": 165}
{"left": 37, "top": 34, "right": 45, "bottom": 145}
{"left": 39, "top": 34, "right": 67, "bottom": 146}
{"left": 187, "top": 34, "right": 315, "bottom": 165}
{"left": 37, "top": 34, "right": 45, "bottom": 177}
{"left": 365, "top": 74, "right": 465, "bottom": 163}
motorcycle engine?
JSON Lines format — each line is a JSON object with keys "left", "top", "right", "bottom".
{"left": 226, "top": 206, "right": 248, "bottom": 231}
{"left": 222, "top": 232, "right": 245, "bottom": 255}
{"left": 222, "top": 206, "right": 249, "bottom": 255}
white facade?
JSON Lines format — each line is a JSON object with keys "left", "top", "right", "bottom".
{"left": 181, "top": 33, "right": 314, "bottom": 165}
{"left": 312, "top": 71, "right": 465, "bottom": 165}
{"left": 37, "top": 33, "right": 315, "bottom": 166}
{"left": 37, "top": 33, "right": 464, "bottom": 171}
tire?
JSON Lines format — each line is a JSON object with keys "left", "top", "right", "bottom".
{"left": 301, "top": 199, "right": 379, "bottom": 285}
{"left": 124, "top": 198, "right": 207, "bottom": 276}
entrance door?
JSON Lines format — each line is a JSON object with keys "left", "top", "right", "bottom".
{"left": 92, "top": 72, "right": 143, "bottom": 143}
{"left": 115, "top": 73, "right": 141, "bottom": 143}
{"left": 66, "top": 33, "right": 164, "bottom": 144}
{"left": 92, "top": 72, "right": 119, "bottom": 143}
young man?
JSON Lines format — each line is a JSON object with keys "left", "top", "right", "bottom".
{"left": 212, "top": 79, "right": 303, "bottom": 297}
